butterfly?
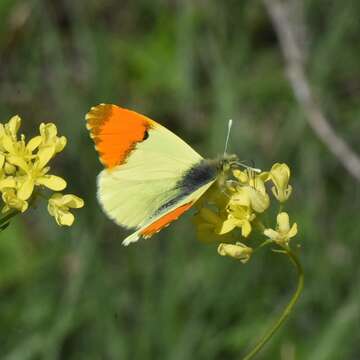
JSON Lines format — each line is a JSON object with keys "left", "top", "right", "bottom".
{"left": 86, "top": 104, "right": 238, "bottom": 245}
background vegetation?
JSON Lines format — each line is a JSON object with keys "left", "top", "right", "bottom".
{"left": 0, "top": 0, "right": 359, "bottom": 359}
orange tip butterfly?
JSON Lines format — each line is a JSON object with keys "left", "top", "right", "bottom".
{"left": 86, "top": 104, "right": 238, "bottom": 245}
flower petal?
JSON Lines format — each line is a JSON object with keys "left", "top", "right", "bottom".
{"left": 55, "top": 136, "right": 67, "bottom": 153}
{"left": 40, "top": 123, "right": 58, "bottom": 138}
{"left": 57, "top": 211, "right": 74, "bottom": 226}
{"left": 240, "top": 220, "right": 252, "bottom": 237}
{"left": 17, "top": 178, "right": 35, "bottom": 200}
{"left": 229, "top": 188, "right": 251, "bottom": 207}
{"left": 260, "top": 171, "right": 270, "bottom": 182}
{"left": 39, "top": 123, "right": 67, "bottom": 153}
{"left": 61, "top": 194, "right": 84, "bottom": 208}
{"left": 37, "top": 146, "right": 55, "bottom": 168}
{"left": 288, "top": 223, "right": 298, "bottom": 238}
{"left": 0, "top": 177, "right": 16, "bottom": 189}
{"left": 7, "top": 115, "right": 21, "bottom": 138}
{"left": 0, "top": 154, "right": 4, "bottom": 169}
{"left": 277, "top": 212, "right": 290, "bottom": 233}
{"left": 7, "top": 155, "right": 29, "bottom": 172}
{"left": 36, "top": 175, "right": 67, "bottom": 191}
{"left": 26, "top": 136, "right": 42, "bottom": 152}
{"left": 216, "top": 218, "right": 237, "bottom": 235}
{"left": 263, "top": 228, "right": 279, "bottom": 241}
{"left": 2, "top": 135, "right": 16, "bottom": 153}
{"left": 246, "top": 186, "right": 270, "bottom": 213}
{"left": 271, "top": 163, "right": 290, "bottom": 187}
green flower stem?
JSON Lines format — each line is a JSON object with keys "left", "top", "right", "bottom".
{"left": 242, "top": 246, "right": 304, "bottom": 360}
{"left": 0, "top": 209, "right": 19, "bottom": 227}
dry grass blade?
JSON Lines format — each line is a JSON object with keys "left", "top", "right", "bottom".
{"left": 263, "top": 0, "right": 360, "bottom": 182}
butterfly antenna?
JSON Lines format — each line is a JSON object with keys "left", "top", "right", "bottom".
{"left": 234, "top": 161, "right": 262, "bottom": 173}
{"left": 223, "top": 119, "right": 233, "bottom": 155}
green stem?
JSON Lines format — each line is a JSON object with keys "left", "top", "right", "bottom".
{"left": 0, "top": 209, "right": 19, "bottom": 226}
{"left": 241, "top": 247, "right": 304, "bottom": 360}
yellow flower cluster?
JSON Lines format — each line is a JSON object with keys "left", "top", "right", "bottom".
{"left": 0, "top": 115, "right": 84, "bottom": 226}
{"left": 194, "top": 163, "right": 297, "bottom": 262}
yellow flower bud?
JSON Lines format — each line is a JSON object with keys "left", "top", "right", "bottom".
{"left": 39, "top": 123, "right": 67, "bottom": 154}
{"left": 268, "top": 163, "right": 292, "bottom": 202}
{"left": 1, "top": 188, "right": 28, "bottom": 213}
{"left": 217, "top": 242, "right": 253, "bottom": 263}
{"left": 6, "top": 115, "right": 21, "bottom": 140}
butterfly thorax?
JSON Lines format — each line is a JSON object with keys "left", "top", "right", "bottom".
{"left": 213, "top": 153, "right": 239, "bottom": 185}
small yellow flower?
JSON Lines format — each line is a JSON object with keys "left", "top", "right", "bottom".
{"left": 267, "top": 163, "right": 292, "bottom": 203}
{"left": 48, "top": 193, "right": 84, "bottom": 226}
{"left": 217, "top": 242, "right": 253, "bottom": 263}
{"left": 2, "top": 134, "right": 41, "bottom": 163}
{"left": 38, "top": 123, "right": 67, "bottom": 153}
{"left": 0, "top": 116, "right": 42, "bottom": 162}
{"left": 0, "top": 115, "right": 84, "bottom": 227}
{"left": 8, "top": 146, "right": 67, "bottom": 200}
{"left": 232, "top": 169, "right": 270, "bottom": 213}
{"left": 225, "top": 202, "right": 255, "bottom": 237}
{"left": 1, "top": 188, "right": 28, "bottom": 213}
{"left": 264, "top": 212, "right": 298, "bottom": 246}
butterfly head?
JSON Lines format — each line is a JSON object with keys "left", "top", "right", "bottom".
{"left": 214, "top": 154, "right": 262, "bottom": 190}
{"left": 218, "top": 154, "right": 238, "bottom": 172}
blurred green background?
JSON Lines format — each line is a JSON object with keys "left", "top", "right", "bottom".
{"left": 0, "top": 0, "right": 360, "bottom": 359}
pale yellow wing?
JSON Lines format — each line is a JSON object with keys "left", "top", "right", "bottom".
{"left": 122, "top": 180, "right": 215, "bottom": 245}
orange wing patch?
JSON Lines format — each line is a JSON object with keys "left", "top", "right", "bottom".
{"left": 86, "top": 104, "right": 154, "bottom": 168}
{"left": 140, "top": 202, "right": 194, "bottom": 238}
